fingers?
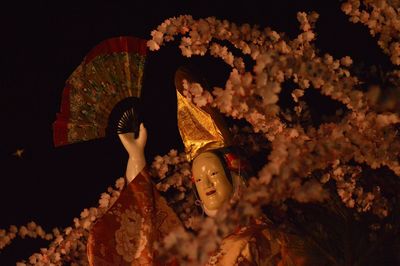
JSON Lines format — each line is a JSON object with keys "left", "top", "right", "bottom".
{"left": 136, "top": 123, "right": 147, "bottom": 148}
{"left": 117, "top": 123, "right": 147, "bottom": 153}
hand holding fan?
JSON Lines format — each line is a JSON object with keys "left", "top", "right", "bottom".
{"left": 53, "top": 36, "right": 147, "bottom": 147}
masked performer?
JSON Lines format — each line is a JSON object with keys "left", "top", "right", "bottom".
{"left": 86, "top": 59, "right": 305, "bottom": 265}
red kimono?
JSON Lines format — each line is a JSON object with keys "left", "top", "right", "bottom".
{"left": 87, "top": 170, "right": 305, "bottom": 266}
{"left": 87, "top": 170, "right": 181, "bottom": 265}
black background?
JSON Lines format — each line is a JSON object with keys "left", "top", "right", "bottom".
{"left": 0, "top": 0, "right": 389, "bottom": 264}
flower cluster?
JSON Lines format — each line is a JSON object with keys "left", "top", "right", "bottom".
{"left": 155, "top": 218, "right": 222, "bottom": 265}
{"left": 147, "top": 11, "right": 399, "bottom": 202}
{"left": 181, "top": 79, "right": 213, "bottom": 107}
{"left": 323, "top": 163, "right": 389, "bottom": 218}
{"left": 0, "top": 222, "right": 52, "bottom": 251}
{"left": 146, "top": 9, "right": 400, "bottom": 264}
{"left": 1, "top": 177, "right": 126, "bottom": 265}
{"left": 150, "top": 150, "right": 202, "bottom": 229}
{"left": 342, "top": 0, "right": 400, "bottom": 65}
{"left": 151, "top": 149, "right": 191, "bottom": 192}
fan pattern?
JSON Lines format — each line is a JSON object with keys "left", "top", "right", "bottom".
{"left": 53, "top": 37, "right": 147, "bottom": 147}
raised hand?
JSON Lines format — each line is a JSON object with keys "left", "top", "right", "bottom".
{"left": 118, "top": 123, "right": 147, "bottom": 182}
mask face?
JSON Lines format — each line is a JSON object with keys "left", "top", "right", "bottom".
{"left": 192, "top": 152, "right": 233, "bottom": 211}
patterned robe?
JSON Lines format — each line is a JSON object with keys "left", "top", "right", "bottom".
{"left": 87, "top": 170, "right": 305, "bottom": 266}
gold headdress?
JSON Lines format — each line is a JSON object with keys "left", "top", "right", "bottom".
{"left": 175, "top": 66, "right": 232, "bottom": 161}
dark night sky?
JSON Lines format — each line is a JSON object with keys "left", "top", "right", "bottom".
{"left": 0, "top": 0, "right": 390, "bottom": 264}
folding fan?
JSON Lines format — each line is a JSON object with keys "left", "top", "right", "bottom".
{"left": 53, "top": 36, "right": 147, "bottom": 147}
